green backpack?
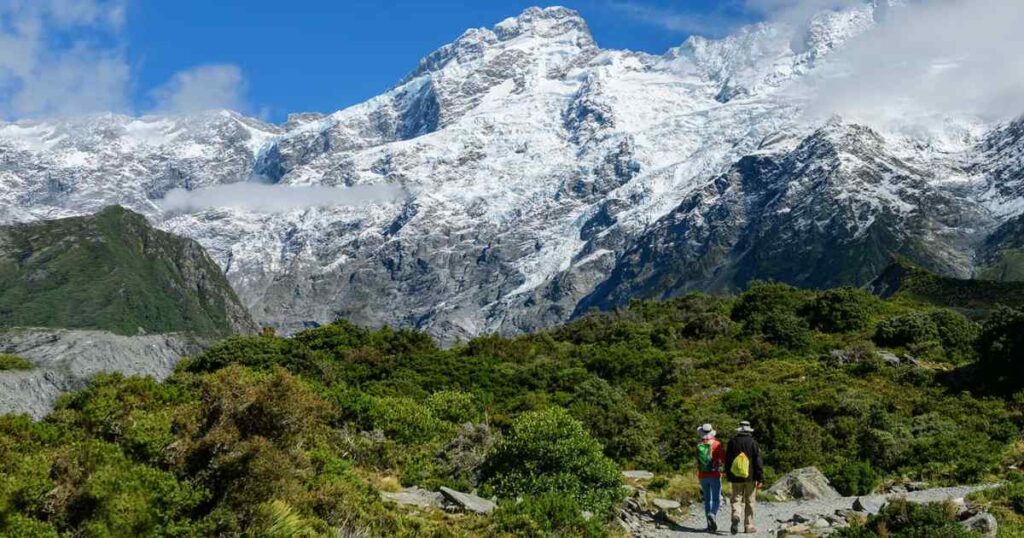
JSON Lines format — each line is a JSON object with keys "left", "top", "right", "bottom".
{"left": 697, "top": 441, "right": 716, "bottom": 472}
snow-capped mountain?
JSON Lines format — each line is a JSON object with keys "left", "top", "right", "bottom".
{"left": 1, "top": 4, "right": 1021, "bottom": 342}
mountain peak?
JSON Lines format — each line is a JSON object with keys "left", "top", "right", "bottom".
{"left": 494, "top": 6, "right": 592, "bottom": 42}
{"left": 402, "top": 6, "right": 594, "bottom": 84}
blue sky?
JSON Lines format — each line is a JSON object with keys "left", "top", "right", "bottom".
{"left": 125, "top": 0, "right": 755, "bottom": 121}
{"left": 0, "top": 0, "right": 781, "bottom": 122}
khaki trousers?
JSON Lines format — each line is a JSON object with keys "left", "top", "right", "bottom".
{"left": 729, "top": 481, "right": 756, "bottom": 531}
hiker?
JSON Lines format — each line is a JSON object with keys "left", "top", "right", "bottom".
{"left": 725, "top": 420, "right": 764, "bottom": 535}
{"left": 696, "top": 424, "right": 725, "bottom": 533}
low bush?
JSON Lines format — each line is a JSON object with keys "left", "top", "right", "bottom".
{"left": 481, "top": 407, "right": 624, "bottom": 515}
{"left": 834, "top": 498, "right": 973, "bottom": 537}
{"left": 873, "top": 313, "right": 939, "bottom": 348}
{"left": 826, "top": 460, "right": 880, "bottom": 496}
{"left": 0, "top": 354, "right": 32, "bottom": 371}
{"left": 804, "top": 287, "right": 878, "bottom": 333}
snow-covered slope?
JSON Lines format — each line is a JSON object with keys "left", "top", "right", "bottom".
{"left": 0, "top": 4, "right": 1021, "bottom": 342}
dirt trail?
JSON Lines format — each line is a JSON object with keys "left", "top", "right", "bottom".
{"left": 646, "top": 484, "right": 995, "bottom": 537}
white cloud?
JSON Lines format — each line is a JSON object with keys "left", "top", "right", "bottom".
{"left": 150, "top": 64, "right": 248, "bottom": 115}
{"left": 161, "top": 183, "right": 407, "bottom": 213}
{"left": 743, "top": 0, "right": 863, "bottom": 23}
{"left": 798, "top": 0, "right": 1024, "bottom": 127}
{"left": 0, "top": 0, "right": 131, "bottom": 118}
{"left": 0, "top": 1, "right": 250, "bottom": 119}
{"left": 607, "top": 1, "right": 741, "bottom": 36}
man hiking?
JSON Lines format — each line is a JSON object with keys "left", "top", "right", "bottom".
{"left": 696, "top": 424, "right": 725, "bottom": 532}
{"left": 725, "top": 421, "right": 763, "bottom": 535}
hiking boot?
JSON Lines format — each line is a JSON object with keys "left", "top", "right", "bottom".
{"left": 744, "top": 527, "right": 757, "bottom": 534}
{"left": 706, "top": 515, "right": 718, "bottom": 532}
{"left": 730, "top": 521, "right": 739, "bottom": 535}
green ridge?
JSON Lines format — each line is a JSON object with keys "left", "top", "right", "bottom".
{"left": 0, "top": 206, "right": 254, "bottom": 337}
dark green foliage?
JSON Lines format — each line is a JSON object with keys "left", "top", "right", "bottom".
{"left": 874, "top": 313, "right": 939, "bottom": 348}
{"left": 0, "top": 206, "right": 252, "bottom": 336}
{"left": 481, "top": 407, "right": 624, "bottom": 515}
{"left": 928, "top": 309, "right": 979, "bottom": 361}
{"left": 804, "top": 287, "right": 878, "bottom": 333}
{"left": 0, "top": 354, "right": 32, "bottom": 370}
{"left": 826, "top": 460, "right": 880, "bottom": 496}
{"left": 834, "top": 499, "right": 973, "bottom": 538}
{"left": 759, "top": 312, "right": 812, "bottom": 349}
{"left": 975, "top": 306, "right": 1024, "bottom": 393}
{"left": 566, "top": 378, "right": 659, "bottom": 467}
{"left": 731, "top": 281, "right": 813, "bottom": 348}
{"left": 731, "top": 281, "right": 810, "bottom": 330}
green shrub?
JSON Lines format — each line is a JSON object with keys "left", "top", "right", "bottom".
{"left": 927, "top": 310, "right": 978, "bottom": 353}
{"left": 804, "top": 287, "right": 877, "bottom": 333}
{"left": 184, "top": 335, "right": 329, "bottom": 379}
{"left": 826, "top": 460, "right": 879, "bottom": 496}
{"left": 873, "top": 313, "right": 939, "bottom": 348}
{"left": 0, "top": 354, "right": 32, "bottom": 371}
{"left": 567, "top": 378, "right": 658, "bottom": 467}
{"left": 481, "top": 407, "right": 623, "bottom": 515}
{"left": 834, "top": 498, "right": 973, "bottom": 537}
{"left": 732, "top": 281, "right": 809, "bottom": 326}
{"left": 491, "top": 493, "right": 608, "bottom": 537}
{"left": 760, "top": 313, "right": 812, "bottom": 349}
{"left": 975, "top": 306, "right": 1024, "bottom": 392}
{"left": 370, "top": 397, "right": 448, "bottom": 444}
{"left": 426, "top": 390, "right": 481, "bottom": 424}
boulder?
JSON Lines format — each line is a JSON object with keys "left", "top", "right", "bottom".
{"left": 877, "top": 350, "right": 902, "bottom": 366}
{"left": 960, "top": 512, "right": 997, "bottom": 537}
{"left": 380, "top": 486, "right": 445, "bottom": 509}
{"left": 439, "top": 486, "right": 497, "bottom": 515}
{"left": 766, "top": 467, "right": 841, "bottom": 501}
{"left": 652, "top": 498, "right": 681, "bottom": 511}
{"left": 622, "top": 470, "right": 655, "bottom": 480}
{"left": 852, "top": 497, "right": 886, "bottom": 514}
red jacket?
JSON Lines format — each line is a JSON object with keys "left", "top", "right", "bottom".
{"left": 697, "top": 438, "right": 726, "bottom": 479}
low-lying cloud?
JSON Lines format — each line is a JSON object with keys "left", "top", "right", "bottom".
{"left": 161, "top": 183, "right": 406, "bottom": 213}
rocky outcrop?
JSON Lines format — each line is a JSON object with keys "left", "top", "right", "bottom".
{"left": 381, "top": 485, "right": 496, "bottom": 515}
{"left": 766, "top": 467, "right": 841, "bottom": 501}
{"left": 439, "top": 487, "right": 496, "bottom": 515}
{"left": 0, "top": 328, "right": 205, "bottom": 418}
{"left": 960, "top": 512, "right": 998, "bottom": 537}
{"left": 380, "top": 487, "right": 445, "bottom": 510}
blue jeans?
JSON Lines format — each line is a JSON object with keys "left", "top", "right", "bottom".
{"left": 700, "top": 476, "right": 722, "bottom": 517}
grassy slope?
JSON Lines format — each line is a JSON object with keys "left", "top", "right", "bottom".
{"left": 870, "top": 257, "right": 1024, "bottom": 313}
{"left": 0, "top": 206, "right": 252, "bottom": 337}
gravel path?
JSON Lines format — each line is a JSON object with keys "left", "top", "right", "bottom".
{"left": 647, "top": 484, "right": 996, "bottom": 537}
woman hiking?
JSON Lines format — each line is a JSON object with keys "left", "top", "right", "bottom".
{"left": 696, "top": 424, "right": 725, "bottom": 533}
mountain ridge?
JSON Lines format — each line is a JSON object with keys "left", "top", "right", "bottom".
{"left": 0, "top": 3, "right": 1021, "bottom": 342}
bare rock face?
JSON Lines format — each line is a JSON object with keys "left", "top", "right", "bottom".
{"left": 0, "top": 329, "right": 205, "bottom": 418}
{"left": 766, "top": 467, "right": 841, "bottom": 501}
